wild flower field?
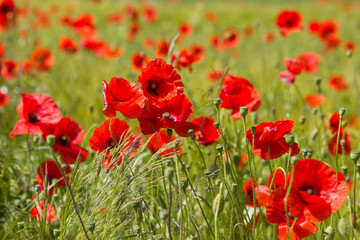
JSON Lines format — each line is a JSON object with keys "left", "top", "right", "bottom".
{"left": 1, "top": 0, "right": 360, "bottom": 239}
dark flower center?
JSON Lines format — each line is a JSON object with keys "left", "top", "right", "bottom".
{"left": 306, "top": 188, "right": 315, "bottom": 195}
{"left": 147, "top": 79, "right": 159, "bottom": 96}
{"left": 107, "top": 139, "right": 117, "bottom": 149}
{"left": 28, "top": 113, "right": 38, "bottom": 123}
{"left": 59, "top": 135, "right": 70, "bottom": 146}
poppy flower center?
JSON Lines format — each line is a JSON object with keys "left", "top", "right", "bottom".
{"left": 147, "top": 79, "right": 160, "bottom": 96}
{"left": 59, "top": 135, "right": 70, "bottom": 146}
{"left": 303, "top": 188, "right": 316, "bottom": 195}
{"left": 107, "top": 139, "right": 117, "bottom": 149}
{"left": 28, "top": 113, "right": 38, "bottom": 123}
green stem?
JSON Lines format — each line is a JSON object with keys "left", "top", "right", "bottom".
{"left": 335, "top": 117, "right": 342, "bottom": 178}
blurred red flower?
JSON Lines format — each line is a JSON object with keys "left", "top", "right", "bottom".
{"left": 0, "top": 90, "right": 9, "bottom": 106}
{"left": 131, "top": 52, "right": 150, "bottom": 72}
{"left": 2, "top": 59, "right": 18, "bottom": 79}
{"left": 71, "top": 13, "right": 97, "bottom": 37}
{"left": 278, "top": 70, "right": 295, "bottom": 85}
{"left": 344, "top": 40, "right": 356, "bottom": 52}
{"left": 219, "top": 75, "right": 261, "bottom": 120}
{"left": 59, "top": 36, "right": 77, "bottom": 54}
{"left": 143, "top": 5, "right": 158, "bottom": 23}
{"left": 296, "top": 52, "right": 321, "bottom": 73}
{"left": 284, "top": 57, "right": 303, "bottom": 75}
{"left": 11, "top": 93, "right": 62, "bottom": 138}
{"left": 211, "top": 28, "right": 239, "bottom": 51}
{"left": 155, "top": 39, "right": 169, "bottom": 57}
{"left": 304, "top": 94, "right": 325, "bottom": 107}
{"left": 328, "top": 131, "right": 352, "bottom": 157}
{"left": 102, "top": 77, "right": 146, "bottom": 118}
{"left": 207, "top": 69, "right": 224, "bottom": 82}
{"left": 246, "top": 120, "right": 300, "bottom": 160}
{"left": 191, "top": 116, "right": 219, "bottom": 145}
{"left": 263, "top": 31, "right": 275, "bottom": 43}
{"left": 31, "top": 48, "right": 55, "bottom": 72}
{"left": 328, "top": 75, "right": 348, "bottom": 91}
{"left": 275, "top": 10, "right": 303, "bottom": 36}
{"left": 36, "top": 160, "right": 71, "bottom": 196}
{"left": 243, "top": 178, "right": 270, "bottom": 207}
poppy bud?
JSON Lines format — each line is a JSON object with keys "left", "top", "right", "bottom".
{"left": 213, "top": 98, "right": 221, "bottom": 109}
{"left": 233, "top": 152, "right": 240, "bottom": 167}
{"left": 310, "top": 128, "right": 318, "bottom": 140}
{"left": 271, "top": 107, "right": 276, "bottom": 116}
{"left": 299, "top": 115, "right": 306, "bottom": 125}
{"left": 323, "top": 226, "right": 335, "bottom": 240}
{"left": 291, "top": 156, "right": 298, "bottom": 165}
{"left": 346, "top": 50, "right": 353, "bottom": 58}
{"left": 342, "top": 120, "right": 347, "bottom": 128}
{"left": 34, "top": 185, "right": 41, "bottom": 193}
{"left": 240, "top": 106, "right": 248, "bottom": 118}
{"left": 163, "top": 112, "right": 170, "bottom": 119}
{"left": 33, "top": 134, "right": 42, "bottom": 144}
{"left": 307, "top": 151, "right": 312, "bottom": 158}
{"left": 53, "top": 229, "right": 60, "bottom": 238}
{"left": 46, "top": 134, "right": 56, "bottom": 147}
{"left": 285, "top": 134, "right": 294, "bottom": 147}
{"left": 214, "top": 121, "right": 220, "bottom": 130}
{"left": 350, "top": 150, "right": 360, "bottom": 163}
{"left": 339, "top": 107, "right": 346, "bottom": 117}
{"left": 187, "top": 129, "right": 194, "bottom": 138}
{"left": 89, "top": 104, "right": 94, "bottom": 113}
{"left": 86, "top": 222, "right": 96, "bottom": 234}
{"left": 341, "top": 165, "right": 348, "bottom": 175}
{"left": 104, "top": 169, "right": 110, "bottom": 174}
{"left": 231, "top": 183, "right": 238, "bottom": 193}
{"left": 212, "top": 184, "right": 224, "bottom": 216}
{"left": 315, "top": 76, "right": 321, "bottom": 86}
{"left": 357, "top": 162, "right": 360, "bottom": 173}
{"left": 302, "top": 148, "right": 308, "bottom": 158}
{"left": 312, "top": 108, "right": 318, "bottom": 115}
{"left": 216, "top": 144, "right": 223, "bottom": 155}
{"left": 320, "top": 113, "right": 325, "bottom": 120}
{"left": 208, "top": 162, "right": 220, "bottom": 180}
{"left": 340, "top": 139, "right": 346, "bottom": 148}
{"left": 250, "top": 126, "right": 257, "bottom": 136}
{"left": 337, "top": 218, "right": 349, "bottom": 236}
{"left": 180, "top": 177, "right": 188, "bottom": 191}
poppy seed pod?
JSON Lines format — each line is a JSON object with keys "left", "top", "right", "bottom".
{"left": 285, "top": 134, "right": 294, "bottom": 147}
{"left": 312, "top": 108, "right": 318, "bottom": 115}
{"left": 342, "top": 120, "right": 347, "bottom": 128}
{"left": 299, "top": 115, "right": 306, "bottom": 125}
{"left": 302, "top": 148, "right": 308, "bottom": 158}
{"left": 213, "top": 98, "right": 221, "bottom": 109}
{"left": 250, "top": 126, "right": 256, "bottom": 136}
{"left": 46, "top": 134, "right": 56, "bottom": 147}
{"left": 346, "top": 50, "right": 353, "bottom": 58}
{"left": 323, "top": 226, "right": 335, "bottom": 240}
{"left": 341, "top": 165, "right": 348, "bottom": 175}
{"left": 86, "top": 222, "right": 96, "bottom": 234}
{"left": 315, "top": 76, "right": 321, "bottom": 86}
{"left": 340, "top": 139, "right": 346, "bottom": 148}
{"left": 187, "top": 129, "right": 194, "bottom": 138}
{"left": 216, "top": 144, "right": 223, "bottom": 155}
{"left": 214, "top": 121, "right": 220, "bottom": 130}
{"left": 240, "top": 106, "right": 248, "bottom": 118}
{"left": 339, "top": 107, "right": 346, "bottom": 117}
{"left": 350, "top": 150, "right": 360, "bottom": 163}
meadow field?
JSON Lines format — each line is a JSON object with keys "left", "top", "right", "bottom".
{"left": 1, "top": 0, "right": 360, "bottom": 239}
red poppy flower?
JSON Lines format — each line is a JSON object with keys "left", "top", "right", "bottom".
{"left": 179, "top": 22, "right": 192, "bottom": 36}
{"left": 0, "top": 0, "right": 15, "bottom": 30}
{"left": 147, "top": 129, "right": 182, "bottom": 157}
{"left": 102, "top": 77, "right": 146, "bottom": 118}
{"left": 288, "top": 158, "right": 348, "bottom": 222}
{"left": 36, "top": 160, "right": 71, "bottom": 196}
{"left": 44, "top": 117, "right": 89, "bottom": 164}
{"left": 126, "top": 22, "right": 140, "bottom": 42}
{"left": 30, "top": 197, "right": 58, "bottom": 222}
{"left": 266, "top": 186, "right": 318, "bottom": 240}
{"left": 344, "top": 40, "right": 356, "bottom": 52}
{"left": 328, "top": 131, "right": 352, "bottom": 157}
{"left": 242, "top": 178, "right": 270, "bottom": 207}
{"left": 138, "top": 93, "right": 199, "bottom": 137}
{"left": 11, "top": 93, "right": 62, "bottom": 138}
{"left": 31, "top": 48, "right": 55, "bottom": 72}
{"left": 0, "top": 41, "right": 4, "bottom": 58}
{"left": 191, "top": 116, "right": 219, "bottom": 145}
{"left": 2, "top": 59, "right": 18, "bottom": 79}
{"left": 328, "top": 112, "right": 344, "bottom": 133}
{"left": 143, "top": 5, "right": 158, "bottom": 23}
{"left": 81, "top": 37, "right": 104, "bottom": 52}
{"left": 219, "top": 75, "right": 261, "bottom": 120}
{"left": 328, "top": 75, "right": 348, "bottom": 91}
{"left": 22, "top": 59, "right": 31, "bottom": 75}
{"left": 275, "top": 10, "right": 303, "bottom": 36}
{"left": 237, "top": 153, "right": 248, "bottom": 170}
{"left": 138, "top": 58, "right": 183, "bottom": 105}
{"left": 126, "top": 5, "right": 138, "bottom": 20}
{"left": 284, "top": 57, "right": 303, "bottom": 75}
{"left": 96, "top": 43, "right": 123, "bottom": 60}
{"left": 0, "top": 90, "right": 9, "bottom": 106}
{"left": 263, "top": 31, "right": 275, "bottom": 43}
{"left": 296, "top": 52, "right": 321, "bottom": 73}
{"left": 131, "top": 52, "right": 150, "bottom": 72}
{"left": 309, "top": 21, "right": 321, "bottom": 35}
{"left": 211, "top": 28, "right": 239, "bottom": 51}
{"left": 108, "top": 12, "right": 124, "bottom": 24}
{"left": 71, "top": 13, "right": 97, "bottom": 37}
{"left": 171, "top": 49, "right": 194, "bottom": 72}
{"left": 246, "top": 120, "right": 300, "bottom": 160}
{"left": 206, "top": 12, "right": 217, "bottom": 23}
{"left": 207, "top": 69, "right": 224, "bottom": 82}
{"left": 268, "top": 169, "right": 286, "bottom": 190}
{"left": 59, "top": 36, "right": 77, "bottom": 54}
{"left": 304, "top": 94, "right": 325, "bottom": 107}
{"left": 89, "top": 119, "right": 138, "bottom": 169}
{"left": 244, "top": 26, "right": 254, "bottom": 37}
{"left": 319, "top": 20, "right": 338, "bottom": 40}
{"left": 278, "top": 71, "right": 296, "bottom": 85}
{"left": 325, "top": 36, "right": 341, "bottom": 51}
{"left": 143, "top": 37, "right": 155, "bottom": 49}
{"left": 155, "top": 39, "right": 169, "bottom": 57}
